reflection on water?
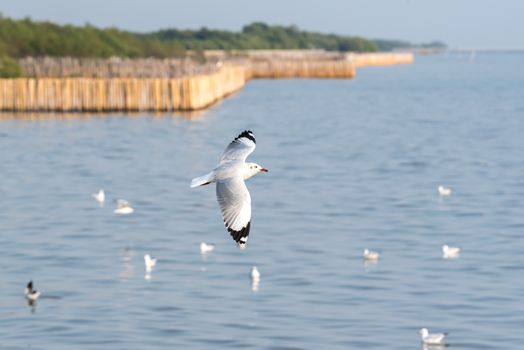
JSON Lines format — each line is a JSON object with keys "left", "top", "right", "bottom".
{"left": 251, "top": 279, "right": 260, "bottom": 292}
{"left": 0, "top": 110, "right": 208, "bottom": 121}
{"left": 26, "top": 299, "right": 37, "bottom": 314}
{"left": 363, "top": 259, "right": 380, "bottom": 270}
{"left": 422, "top": 344, "right": 447, "bottom": 350}
{"left": 119, "top": 246, "right": 134, "bottom": 281}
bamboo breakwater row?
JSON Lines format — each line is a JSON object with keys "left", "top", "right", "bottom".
{"left": 18, "top": 57, "right": 220, "bottom": 78}
{"left": 346, "top": 52, "right": 414, "bottom": 67}
{"left": 0, "top": 52, "right": 413, "bottom": 112}
{"left": 0, "top": 66, "right": 246, "bottom": 112}
{"left": 247, "top": 60, "right": 355, "bottom": 79}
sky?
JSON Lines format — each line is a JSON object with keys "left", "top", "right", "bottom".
{"left": 1, "top": 0, "right": 523, "bottom": 49}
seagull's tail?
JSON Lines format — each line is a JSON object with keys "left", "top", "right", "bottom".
{"left": 190, "top": 172, "right": 215, "bottom": 188}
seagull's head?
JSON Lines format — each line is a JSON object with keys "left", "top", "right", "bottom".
{"left": 244, "top": 163, "right": 268, "bottom": 180}
{"left": 419, "top": 328, "right": 429, "bottom": 337}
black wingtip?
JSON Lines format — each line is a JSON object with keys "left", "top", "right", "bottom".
{"left": 226, "top": 221, "right": 251, "bottom": 246}
{"left": 234, "top": 130, "right": 256, "bottom": 144}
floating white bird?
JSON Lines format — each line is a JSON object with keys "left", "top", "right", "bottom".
{"left": 438, "top": 185, "right": 452, "bottom": 196}
{"left": 24, "top": 280, "right": 41, "bottom": 302}
{"left": 363, "top": 248, "right": 380, "bottom": 261}
{"left": 114, "top": 199, "right": 134, "bottom": 214}
{"left": 251, "top": 266, "right": 260, "bottom": 292}
{"left": 200, "top": 242, "right": 215, "bottom": 254}
{"left": 419, "top": 328, "right": 448, "bottom": 345}
{"left": 442, "top": 244, "right": 461, "bottom": 258}
{"left": 190, "top": 131, "right": 268, "bottom": 248}
{"left": 144, "top": 254, "right": 157, "bottom": 271}
{"left": 92, "top": 189, "right": 105, "bottom": 203}
{"left": 251, "top": 266, "right": 261, "bottom": 282}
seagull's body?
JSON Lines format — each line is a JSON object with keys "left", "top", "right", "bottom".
{"left": 114, "top": 199, "right": 134, "bottom": 214}
{"left": 363, "top": 248, "right": 380, "bottom": 261}
{"left": 200, "top": 242, "right": 215, "bottom": 254}
{"left": 438, "top": 185, "right": 452, "bottom": 197}
{"left": 419, "top": 328, "right": 448, "bottom": 345}
{"left": 190, "top": 131, "right": 268, "bottom": 248}
{"left": 92, "top": 189, "right": 105, "bottom": 203}
{"left": 442, "top": 244, "right": 461, "bottom": 258}
{"left": 24, "top": 281, "right": 41, "bottom": 302}
{"left": 144, "top": 254, "right": 157, "bottom": 271}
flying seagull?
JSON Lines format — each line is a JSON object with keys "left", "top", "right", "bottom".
{"left": 191, "top": 130, "right": 268, "bottom": 248}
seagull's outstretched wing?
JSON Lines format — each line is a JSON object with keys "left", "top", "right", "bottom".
{"left": 216, "top": 176, "right": 251, "bottom": 247}
{"left": 219, "top": 130, "right": 256, "bottom": 164}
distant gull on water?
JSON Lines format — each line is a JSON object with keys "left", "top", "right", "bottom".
{"left": 438, "top": 185, "right": 452, "bottom": 197}
{"left": 190, "top": 131, "right": 268, "bottom": 249}
{"left": 442, "top": 244, "right": 461, "bottom": 259}
{"left": 25, "top": 280, "right": 41, "bottom": 302}
{"left": 251, "top": 266, "right": 261, "bottom": 292}
{"left": 251, "top": 266, "right": 261, "bottom": 281}
{"left": 144, "top": 254, "right": 157, "bottom": 271}
{"left": 200, "top": 242, "right": 215, "bottom": 254}
{"left": 92, "top": 189, "right": 105, "bottom": 203}
{"left": 114, "top": 199, "right": 134, "bottom": 214}
{"left": 363, "top": 248, "right": 380, "bottom": 261}
{"left": 419, "top": 328, "right": 448, "bottom": 345}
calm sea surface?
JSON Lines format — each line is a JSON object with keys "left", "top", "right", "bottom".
{"left": 1, "top": 53, "right": 523, "bottom": 349}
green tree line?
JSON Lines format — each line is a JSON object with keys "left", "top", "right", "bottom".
{"left": 0, "top": 16, "right": 445, "bottom": 77}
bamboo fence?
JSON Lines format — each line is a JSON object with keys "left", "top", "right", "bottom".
{"left": 247, "top": 60, "right": 355, "bottom": 79}
{"left": 0, "top": 52, "right": 413, "bottom": 112}
{"left": 345, "top": 52, "right": 414, "bottom": 67}
{"left": 0, "top": 65, "right": 246, "bottom": 112}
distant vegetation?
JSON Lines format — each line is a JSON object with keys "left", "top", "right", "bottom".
{"left": 0, "top": 55, "right": 22, "bottom": 77}
{"left": 0, "top": 16, "right": 445, "bottom": 77}
{"left": 151, "top": 22, "right": 378, "bottom": 52}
